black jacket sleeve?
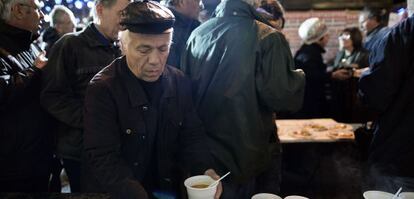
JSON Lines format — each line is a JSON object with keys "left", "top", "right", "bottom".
{"left": 83, "top": 81, "right": 148, "bottom": 199}
{"left": 40, "top": 36, "right": 83, "bottom": 128}
{"left": 177, "top": 76, "right": 214, "bottom": 175}
{"left": 0, "top": 53, "right": 41, "bottom": 111}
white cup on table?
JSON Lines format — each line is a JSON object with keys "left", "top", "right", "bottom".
{"left": 251, "top": 193, "right": 282, "bottom": 199}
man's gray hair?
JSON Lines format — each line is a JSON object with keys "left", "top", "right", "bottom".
{"left": 241, "top": 0, "right": 261, "bottom": 8}
{"left": 0, "top": 0, "right": 30, "bottom": 21}
{"left": 408, "top": 0, "right": 414, "bottom": 16}
{"left": 49, "top": 5, "right": 75, "bottom": 27}
{"left": 92, "top": 0, "right": 119, "bottom": 22}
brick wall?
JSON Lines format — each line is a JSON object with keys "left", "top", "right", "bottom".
{"left": 282, "top": 10, "right": 361, "bottom": 63}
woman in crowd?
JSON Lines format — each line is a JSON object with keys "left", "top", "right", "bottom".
{"left": 330, "top": 27, "right": 371, "bottom": 122}
{"left": 293, "top": 18, "right": 351, "bottom": 119}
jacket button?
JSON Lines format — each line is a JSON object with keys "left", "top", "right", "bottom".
{"left": 126, "top": 129, "right": 132, "bottom": 134}
{"left": 133, "top": 162, "right": 139, "bottom": 166}
{"left": 142, "top": 106, "right": 148, "bottom": 111}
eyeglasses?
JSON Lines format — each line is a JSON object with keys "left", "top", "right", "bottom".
{"left": 338, "top": 33, "right": 351, "bottom": 40}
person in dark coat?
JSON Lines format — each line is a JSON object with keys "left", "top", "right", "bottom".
{"left": 0, "top": 0, "right": 53, "bottom": 192}
{"left": 82, "top": 2, "right": 221, "bottom": 199}
{"left": 41, "top": 5, "right": 75, "bottom": 57}
{"left": 294, "top": 17, "right": 351, "bottom": 119}
{"left": 359, "top": 1, "right": 414, "bottom": 192}
{"left": 40, "top": 0, "right": 129, "bottom": 192}
{"left": 181, "top": 0, "right": 305, "bottom": 197}
{"left": 162, "top": 0, "right": 201, "bottom": 68}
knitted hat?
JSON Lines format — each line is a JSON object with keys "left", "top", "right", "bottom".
{"left": 298, "top": 17, "right": 328, "bottom": 44}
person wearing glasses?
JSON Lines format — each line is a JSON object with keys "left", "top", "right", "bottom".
{"left": 0, "top": 0, "right": 53, "bottom": 192}
{"left": 330, "top": 27, "right": 371, "bottom": 123}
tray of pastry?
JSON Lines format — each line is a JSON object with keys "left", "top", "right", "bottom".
{"left": 276, "top": 118, "right": 355, "bottom": 143}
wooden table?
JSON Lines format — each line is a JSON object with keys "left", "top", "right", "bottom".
{"left": 276, "top": 118, "right": 357, "bottom": 143}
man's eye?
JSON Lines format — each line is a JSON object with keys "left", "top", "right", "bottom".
{"left": 159, "top": 46, "right": 168, "bottom": 52}
{"left": 138, "top": 48, "right": 151, "bottom": 54}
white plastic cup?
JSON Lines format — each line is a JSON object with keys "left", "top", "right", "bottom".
{"left": 284, "top": 196, "right": 309, "bottom": 199}
{"left": 363, "top": 190, "right": 394, "bottom": 199}
{"left": 251, "top": 193, "right": 282, "bottom": 199}
{"left": 400, "top": 192, "right": 414, "bottom": 199}
{"left": 184, "top": 175, "right": 217, "bottom": 199}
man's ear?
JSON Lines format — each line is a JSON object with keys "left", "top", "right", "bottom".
{"left": 95, "top": 3, "right": 104, "bottom": 19}
{"left": 10, "top": 3, "right": 26, "bottom": 20}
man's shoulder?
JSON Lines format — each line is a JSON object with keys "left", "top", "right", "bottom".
{"left": 89, "top": 58, "right": 120, "bottom": 86}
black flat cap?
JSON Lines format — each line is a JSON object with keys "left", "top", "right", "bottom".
{"left": 120, "top": 0, "right": 175, "bottom": 34}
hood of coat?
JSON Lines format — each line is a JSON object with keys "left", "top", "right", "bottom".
{"left": 213, "top": 0, "right": 273, "bottom": 27}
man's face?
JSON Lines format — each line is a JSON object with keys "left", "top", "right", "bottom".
{"left": 99, "top": 0, "right": 129, "bottom": 41}
{"left": 56, "top": 13, "right": 75, "bottom": 35}
{"left": 16, "top": 0, "right": 44, "bottom": 33}
{"left": 359, "top": 13, "right": 378, "bottom": 34}
{"left": 179, "top": 0, "right": 201, "bottom": 20}
{"left": 122, "top": 30, "right": 172, "bottom": 82}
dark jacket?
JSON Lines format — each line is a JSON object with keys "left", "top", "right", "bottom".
{"left": 294, "top": 43, "right": 329, "bottom": 119}
{"left": 41, "top": 23, "right": 121, "bottom": 160}
{"left": 82, "top": 57, "right": 213, "bottom": 199}
{"left": 41, "top": 27, "right": 60, "bottom": 57}
{"left": 166, "top": 8, "right": 200, "bottom": 68}
{"left": 359, "top": 15, "right": 414, "bottom": 178}
{"left": 181, "top": 0, "right": 305, "bottom": 183}
{"left": 0, "top": 21, "right": 52, "bottom": 180}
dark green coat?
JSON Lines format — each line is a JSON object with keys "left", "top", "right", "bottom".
{"left": 181, "top": 0, "right": 305, "bottom": 183}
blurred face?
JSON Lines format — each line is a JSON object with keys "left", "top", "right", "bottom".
{"left": 359, "top": 13, "right": 378, "bottom": 34}
{"left": 97, "top": 0, "right": 129, "bottom": 40}
{"left": 56, "top": 13, "right": 75, "bottom": 35}
{"left": 121, "top": 30, "right": 172, "bottom": 82}
{"left": 318, "top": 33, "right": 330, "bottom": 48}
{"left": 13, "top": 0, "right": 44, "bottom": 33}
{"left": 338, "top": 32, "right": 353, "bottom": 50}
{"left": 177, "top": 0, "right": 201, "bottom": 20}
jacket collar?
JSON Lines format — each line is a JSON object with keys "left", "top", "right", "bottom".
{"left": 0, "top": 20, "right": 37, "bottom": 54}
{"left": 119, "top": 56, "right": 176, "bottom": 108}
{"left": 214, "top": 0, "right": 273, "bottom": 27}
{"left": 82, "top": 23, "right": 115, "bottom": 48}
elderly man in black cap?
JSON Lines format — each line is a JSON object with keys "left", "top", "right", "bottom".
{"left": 82, "top": 1, "right": 221, "bottom": 199}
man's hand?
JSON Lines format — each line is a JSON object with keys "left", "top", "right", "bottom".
{"left": 34, "top": 52, "right": 48, "bottom": 69}
{"left": 204, "top": 169, "right": 223, "bottom": 199}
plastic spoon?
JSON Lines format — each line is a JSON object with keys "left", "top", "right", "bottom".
{"left": 392, "top": 187, "right": 403, "bottom": 199}
{"left": 208, "top": 171, "right": 231, "bottom": 188}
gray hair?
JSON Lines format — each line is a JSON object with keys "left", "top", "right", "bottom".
{"left": 0, "top": 0, "right": 30, "bottom": 21}
{"left": 92, "top": 0, "right": 119, "bottom": 22}
{"left": 408, "top": 0, "right": 414, "bottom": 16}
{"left": 241, "top": 0, "right": 261, "bottom": 8}
{"left": 49, "top": 5, "right": 75, "bottom": 27}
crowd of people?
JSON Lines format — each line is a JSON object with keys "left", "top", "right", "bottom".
{"left": 0, "top": 0, "right": 413, "bottom": 198}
